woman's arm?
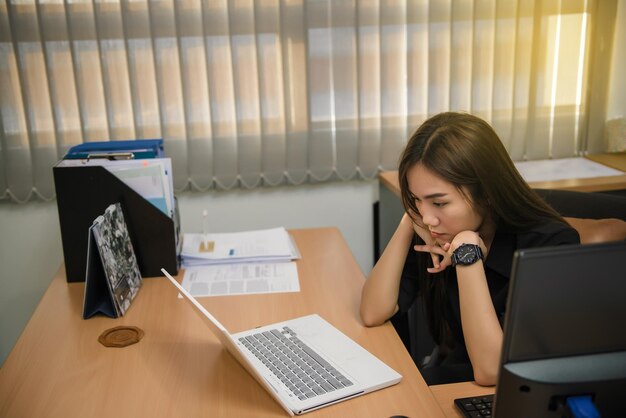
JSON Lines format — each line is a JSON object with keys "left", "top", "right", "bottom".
{"left": 360, "top": 214, "right": 417, "bottom": 326}
{"left": 451, "top": 231, "right": 502, "bottom": 386}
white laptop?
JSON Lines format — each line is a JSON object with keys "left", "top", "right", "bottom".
{"left": 161, "top": 268, "right": 401, "bottom": 416}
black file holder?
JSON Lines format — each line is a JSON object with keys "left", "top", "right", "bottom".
{"left": 53, "top": 164, "right": 180, "bottom": 282}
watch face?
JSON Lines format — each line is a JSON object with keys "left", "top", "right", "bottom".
{"left": 453, "top": 244, "right": 482, "bottom": 266}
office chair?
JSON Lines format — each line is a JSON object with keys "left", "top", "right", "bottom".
{"left": 533, "top": 189, "right": 626, "bottom": 221}
{"left": 534, "top": 189, "right": 626, "bottom": 244}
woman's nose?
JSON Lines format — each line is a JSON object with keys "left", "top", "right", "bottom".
{"left": 422, "top": 213, "right": 439, "bottom": 228}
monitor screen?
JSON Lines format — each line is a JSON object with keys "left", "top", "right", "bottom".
{"left": 494, "top": 240, "right": 626, "bottom": 417}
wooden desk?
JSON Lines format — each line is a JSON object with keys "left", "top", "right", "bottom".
{"left": 0, "top": 228, "right": 446, "bottom": 418}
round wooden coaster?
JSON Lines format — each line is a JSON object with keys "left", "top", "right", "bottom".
{"left": 98, "top": 326, "right": 145, "bottom": 348}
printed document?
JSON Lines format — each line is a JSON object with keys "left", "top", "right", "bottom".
{"left": 514, "top": 157, "right": 624, "bottom": 183}
{"left": 181, "top": 227, "right": 299, "bottom": 266}
{"left": 181, "top": 262, "right": 300, "bottom": 297}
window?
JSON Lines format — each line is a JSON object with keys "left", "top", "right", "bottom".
{"left": 0, "top": 0, "right": 618, "bottom": 202}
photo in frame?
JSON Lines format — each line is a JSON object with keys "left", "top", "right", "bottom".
{"left": 83, "top": 202, "right": 143, "bottom": 319}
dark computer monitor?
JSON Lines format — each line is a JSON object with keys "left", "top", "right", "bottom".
{"left": 494, "top": 240, "right": 626, "bottom": 417}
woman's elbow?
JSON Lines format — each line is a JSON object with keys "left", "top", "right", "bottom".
{"left": 359, "top": 304, "right": 390, "bottom": 327}
{"left": 360, "top": 309, "right": 383, "bottom": 327}
{"left": 360, "top": 302, "right": 398, "bottom": 327}
{"left": 472, "top": 365, "right": 498, "bottom": 387}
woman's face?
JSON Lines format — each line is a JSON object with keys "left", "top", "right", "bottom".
{"left": 407, "top": 163, "right": 485, "bottom": 246}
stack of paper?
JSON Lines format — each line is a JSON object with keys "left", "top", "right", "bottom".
{"left": 181, "top": 227, "right": 300, "bottom": 267}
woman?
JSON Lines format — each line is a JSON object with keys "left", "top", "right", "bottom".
{"left": 360, "top": 112, "right": 579, "bottom": 386}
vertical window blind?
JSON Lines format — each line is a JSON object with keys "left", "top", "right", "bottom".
{"left": 0, "top": 0, "right": 617, "bottom": 203}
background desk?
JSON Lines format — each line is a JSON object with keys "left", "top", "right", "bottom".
{"left": 0, "top": 228, "right": 448, "bottom": 418}
{"left": 586, "top": 152, "right": 626, "bottom": 173}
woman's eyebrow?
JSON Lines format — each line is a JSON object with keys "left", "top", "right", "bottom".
{"left": 411, "top": 192, "right": 448, "bottom": 200}
{"left": 423, "top": 193, "right": 448, "bottom": 199}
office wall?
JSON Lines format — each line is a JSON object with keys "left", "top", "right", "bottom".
{"left": 0, "top": 200, "right": 63, "bottom": 368}
{"left": 0, "top": 180, "right": 378, "bottom": 367}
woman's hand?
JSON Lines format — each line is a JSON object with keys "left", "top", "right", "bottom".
{"left": 412, "top": 230, "right": 490, "bottom": 274}
{"left": 413, "top": 242, "right": 452, "bottom": 273}
{"left": 403, "top": 213, "right": 452, "bottom": 273}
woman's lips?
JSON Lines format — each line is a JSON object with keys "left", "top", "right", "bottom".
{"left": 430, "top": 231, "right": 444, "bottom": 239}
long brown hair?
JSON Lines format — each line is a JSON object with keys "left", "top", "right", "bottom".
{"left": 397, "top": 112, "right": 567, "bottom": 346}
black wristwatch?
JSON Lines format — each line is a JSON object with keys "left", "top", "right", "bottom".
{"left": 451, "top": 243, "right": 484, "bottom": 267}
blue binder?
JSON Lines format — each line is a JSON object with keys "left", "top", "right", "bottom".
{"left": 64, "top": 139, "right": 164, "bottom": 160}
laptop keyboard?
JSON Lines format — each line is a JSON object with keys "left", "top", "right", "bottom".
{"left": 454, "top": 394, "right": 494, "bottom": 417}
{"left": 239, "top": 326, "right": 354, "bottom": 400}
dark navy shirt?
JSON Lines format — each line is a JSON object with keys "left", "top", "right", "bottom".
{"left": 396, "top": 220, "right": 580, "bottom": 363}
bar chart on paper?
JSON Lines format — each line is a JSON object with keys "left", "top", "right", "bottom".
{"left": 182, "top": 262, "right": 300, "bottom": 297}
